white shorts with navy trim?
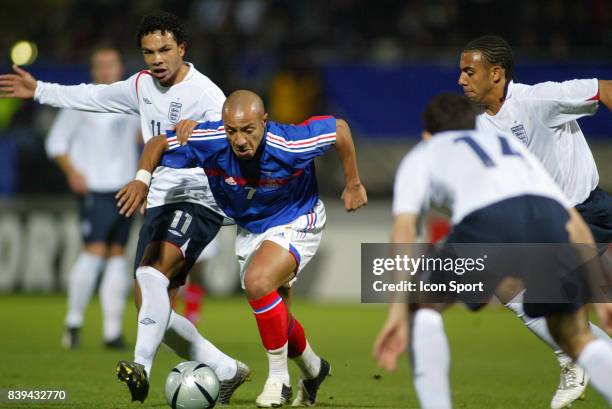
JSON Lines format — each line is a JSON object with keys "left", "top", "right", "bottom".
{"left": 235, "top": 200, "right": 326, "bottom": 289}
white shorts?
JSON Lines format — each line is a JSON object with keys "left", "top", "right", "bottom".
{"left": 235, "top": 200, "right": 326, "bottom": 289}
{"left": 195, "top": 233, "right": 221, "bottom": 262}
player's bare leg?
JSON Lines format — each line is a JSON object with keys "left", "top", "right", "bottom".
{"left": 546, "top": 306, "right": 612, "bottom": 405}
{"left": 244, "top": 241, "right": 300, "bottom": 407}
{"left": 62, "top": 242, "right": 106, "bottom": 349}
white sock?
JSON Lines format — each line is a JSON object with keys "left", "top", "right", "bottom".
{"left": 99, "top": 256, "right": 130, "bottom": 341}
{"left": 505, "top": 290, "right": 561, "bottom": 351}
{"left": 65, "top": 252, "right": 104, "bottom": 328}
{"left": 577, "top": 339, "right": 612, "bottom": 404}
{"left": 411, "top": 309, "right": 452, "bottom": 409}
{"left": 505, "top": 291, "right": 612, "bottom": 367}
{"left": 267, "top": 342, "right": 290, "bottom": 385}
{"left": 134, "top": 267, "right": 171, "bottom": 376}
{"left": 164, "top": 310, "right": 237, "bottom": 381}
{"left": 292, "top": 342, "right": 321, "bottom": 379}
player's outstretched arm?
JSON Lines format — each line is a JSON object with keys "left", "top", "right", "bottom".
{"left": 0, "top": 64, "right": 37, "bottom": 99}
{"left": 598, "top": 80, "right": 612, "bottom": 111}
{"left": 116, "top": 135, "right": 169, "bottom": 217}
{"left": 334, "top": 119, "right": 368, "bottom": 212}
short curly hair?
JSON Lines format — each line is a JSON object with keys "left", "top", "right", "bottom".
{"left": 423, "top": 93, "right": 477, "bottom": 134}
{"left": 463, "top": 35, "right": 515, "bottom": 82}
{"left": 136, "top": 11, "right": 188, "bottom": 48}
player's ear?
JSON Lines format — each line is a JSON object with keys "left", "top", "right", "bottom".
{"left": 178, "top": 42, "right": 186, "bottom": 58}
{"left": 491, "top": 66, "right": 503, "bottom": 84}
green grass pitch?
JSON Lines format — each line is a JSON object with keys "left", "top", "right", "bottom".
{"left": 0, "top": 294, "right": 606, "bottom": 408}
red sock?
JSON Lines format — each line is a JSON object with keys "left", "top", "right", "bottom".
{"left": 249, "top": 291, "right": 288, "bottom": 351}
{"left": 184, "top": 282, "right": 205, "bottom": 324}
{"left": 287, "top": 315, "right": 307, "bottom": 358}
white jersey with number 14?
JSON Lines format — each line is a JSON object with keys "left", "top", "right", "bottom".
{"left": 393, "top": 129, "right": 570, "bottom": 224}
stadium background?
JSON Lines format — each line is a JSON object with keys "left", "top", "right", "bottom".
{"left": 1, "top": 0, "right": 611, "bottom": 298}
{"left": 1, "top": 2, "right": 612, "bottom": 409}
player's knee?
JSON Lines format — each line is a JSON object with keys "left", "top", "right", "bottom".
{"left": 244, "top": 271, "right": 275, "bottom": 300}
{"left": 108, "top": 244, "right": 126, "bottom": 257}
{"left": 85, "top": 242, "right": 107, "bottom": 257}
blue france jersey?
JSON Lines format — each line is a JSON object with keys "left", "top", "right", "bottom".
{"left": 161, "top": 116, "right": 337, "bottom": 233}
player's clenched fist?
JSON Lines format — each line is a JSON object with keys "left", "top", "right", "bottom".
{"left": 174, "top": 119, "right": 198, "bottom": 145}
{"left": 0, "top": 64, "right": 37, "bottom": 99}
{"left": 341, "top": 182, "right": 368, "bottom": 212}
{"left": 116, "top": 180, "right": 148, "bottom": 217}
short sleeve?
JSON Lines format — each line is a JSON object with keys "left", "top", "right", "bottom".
{"left": 392, "top": 143, "right": 430, "bottom": 217}
{"left": 266, "top": 116, "right": 337, "bottom": 168}
{"left": 526, "top": 79, "right": 599, "bottom": 127}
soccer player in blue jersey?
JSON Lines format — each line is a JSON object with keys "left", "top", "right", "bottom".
{"left": 117, "top": 89, "right": 368, "bottom": 407}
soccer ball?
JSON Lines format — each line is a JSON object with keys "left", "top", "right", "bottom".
{"left": 164, "top": 361, "right": 219, "bottom": 409}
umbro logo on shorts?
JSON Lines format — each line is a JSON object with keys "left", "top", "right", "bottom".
{"left": 139, "top": 318, "right": 156, "bottom": 325}
{"left": 168, "top": 229, "right": 183, "bottom": 237}
{"left": 143, "top": 98, "right": 152, "bottom": 104}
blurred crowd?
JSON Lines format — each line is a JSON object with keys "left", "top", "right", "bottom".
{"left": 1, "top": 0, "right": 612, "bottom": 196}
{"left": 2, "top": 0, "right": 612, "bottom": 92}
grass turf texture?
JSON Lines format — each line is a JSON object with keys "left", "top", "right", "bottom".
{"left": 0, "top": 294, "right": 606, "bottom": 409}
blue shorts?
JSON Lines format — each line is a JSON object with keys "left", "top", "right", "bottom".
{"left": 79, "top": 192, "right": 132, "bottom": 246}
{"left": 134, "top": 203, "right": 223, "bottom": 287}
{"left": 576, "top": 187, "right": 612, "bottom": 245}
{"left": 444, "top": 195, "right": 582, "bottom": 318}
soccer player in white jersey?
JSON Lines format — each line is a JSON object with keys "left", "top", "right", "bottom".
{"left": 374, "top": 93, "right": 612, "bottom": 409}
{"left": 0, "top": 11, "right": 248, "bottom": 404}
{"left": 458, "top": 35, "right": 612, "bottom": 409}
{"left": 46, "top": 45, "right": 140, "bottom": 350}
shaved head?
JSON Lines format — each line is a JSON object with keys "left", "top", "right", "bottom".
{"left": 222, "top": 90, "right": 268, "bottom": 160}
{"left": 223, "top": 90, "right": 266, "bottom": 122}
